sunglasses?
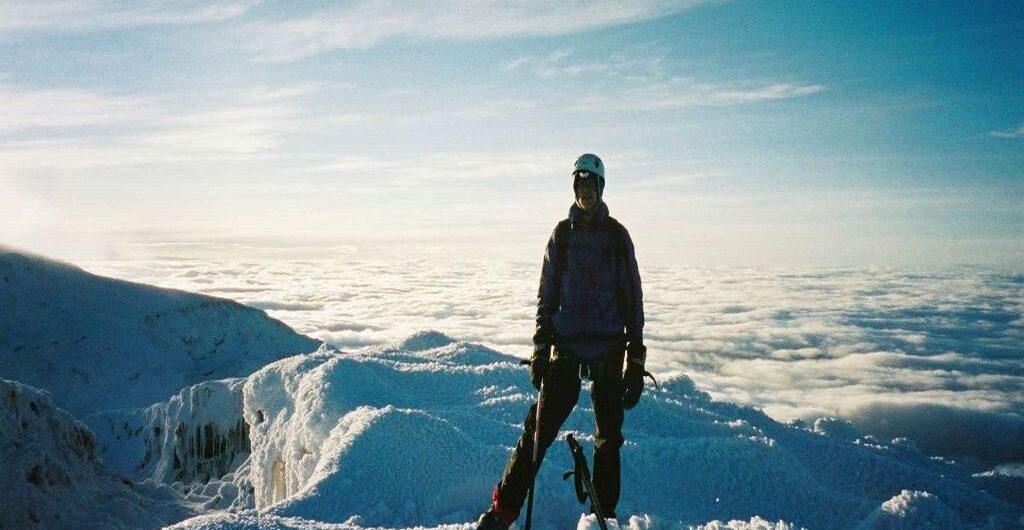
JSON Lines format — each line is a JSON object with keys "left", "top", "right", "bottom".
{"left": 573, "top": 170, "right": 598, "bottom": 179}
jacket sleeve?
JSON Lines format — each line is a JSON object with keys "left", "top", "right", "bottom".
{"left": 533, "top": 226, "right": 561, "bottom": 348}
{"left": 618, "top": 225, "right": 645, "bottom": 348}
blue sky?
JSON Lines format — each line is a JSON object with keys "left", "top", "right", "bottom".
{"left": 1, "top": 1, "right": 1021, "bottom": 267}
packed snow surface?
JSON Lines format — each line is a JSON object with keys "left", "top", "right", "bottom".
{"left": 166, "top": 332, "right": 1021, "bottom": 530}
{"left": 0, "top": 248, "right": 320, "bottom": 416}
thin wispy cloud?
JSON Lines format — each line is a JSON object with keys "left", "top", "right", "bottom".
{"left": 0, "top": 83, "right": 319, "bottom": 170}
{"left": 0, "top": 80, "right": 547, "bottom": 174}
{"left": 136, "top": 86, "right": 316, "bottom": 156}
{"left": 574, "top": 78, "right": 826, "bottom": 111}
{"left": 305, "top": 151, "right": 567, "bottom": 183}
{"left": 238, "top": 1, "right": 711, "bottom": 62}
{"left": 989, "top": 123, "right": 1024, "bottom": 139}
{"left": 710, "top": 83, "right": 826, "bottom": 104}
{"left": 501, "top": 47, "right": 668, "bottom": 81}
{"left": 0, "top": 0, "right": 256, "bottom": 35}
{"left": 500, "top": 48, "right": 824, "bottom": 110}
{"left": 503, "top": 49, "right": 626, "bottom": 79}
{"left": 0, "top": 83, "right": 157, "bottom": 132}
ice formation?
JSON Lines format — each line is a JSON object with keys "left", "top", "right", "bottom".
{"left": 85, "top": 378, "right": 252, "bottom": 488}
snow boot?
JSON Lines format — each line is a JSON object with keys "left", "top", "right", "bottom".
{"left": 476, "top": 509, "right": 515, "bottom": 530}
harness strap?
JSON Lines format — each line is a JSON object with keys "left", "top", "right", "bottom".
{"left": 554, "top": 348, "right": 614, "bottom": 383}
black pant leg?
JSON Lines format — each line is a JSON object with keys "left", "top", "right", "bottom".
{"left": 591, "top": 351, "right": 625, "bottom": 517}
{"left": 494, "top": 357, "right": 582, "bottom": 515}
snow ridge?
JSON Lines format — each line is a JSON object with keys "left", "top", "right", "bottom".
{"left": 0, "top": 248, "right": 320, "bottom": 417}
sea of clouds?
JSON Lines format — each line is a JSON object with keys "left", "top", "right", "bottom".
{"left": 80, "top": 256, "right": 1023, "bottom": 471}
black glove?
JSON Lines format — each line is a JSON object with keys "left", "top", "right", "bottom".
{"left": 622, "top": 362, "right": 645, "bottom": 409}
{"left": 530, "top": 344, "right": 551, "bottom": 391}
{"left": 622, "top": 342, "right": 647, "bottom": 409}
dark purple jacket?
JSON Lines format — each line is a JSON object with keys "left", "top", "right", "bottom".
{"left": 533, "top": 202, "right": 644, "bottom": 360}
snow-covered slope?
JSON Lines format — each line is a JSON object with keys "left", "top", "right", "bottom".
{"left": 166, "top": 332, "right": 1022, "bottom": 530}
{"left": 0, "top": 248, "right": 320, "bottom": 416}
{"left": 0, "top": 378, "right": 191, "bottom": 530}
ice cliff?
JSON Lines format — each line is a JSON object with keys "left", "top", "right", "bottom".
{"left": 85, "top": 378, "right": 252, "bottom": 489}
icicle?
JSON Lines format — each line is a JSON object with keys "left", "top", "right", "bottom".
{"left": 270, "top": 457, "right": 287, "bottom": 503}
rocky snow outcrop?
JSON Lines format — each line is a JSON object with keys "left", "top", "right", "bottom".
{"left": 0, "top": 378, "right": 191, "bottom": 530}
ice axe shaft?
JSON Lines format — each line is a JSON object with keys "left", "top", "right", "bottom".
{"left": 523, "top": 375, "right": 542, "bottom": 530}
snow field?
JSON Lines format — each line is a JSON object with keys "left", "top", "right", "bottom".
{"left": 168, "top": 331, "right": 1021, "bottom": 530}
{"left": 2, "top": 250, "right": 1021, "bottom": 530}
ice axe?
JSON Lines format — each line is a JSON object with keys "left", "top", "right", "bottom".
{"left": 562, "top": 433, "right": 608, "bottom": 530}
{"left": 519, "top": 358, "right": 543, "bottom": 530}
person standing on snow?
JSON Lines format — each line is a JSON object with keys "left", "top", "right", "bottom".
{"left": 476, "top": 153, "right": 647, "bottom": 530}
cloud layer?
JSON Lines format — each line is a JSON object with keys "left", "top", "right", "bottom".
{"left": 81, "top": 256, "right": 1024, "bottom": 468}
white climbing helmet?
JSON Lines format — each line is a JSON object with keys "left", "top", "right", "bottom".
{"left": 572, "top": 153, "right": 605, "bottom": 198}
{"left": 573, "top": 153, "right": 604, "bottom": 178}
